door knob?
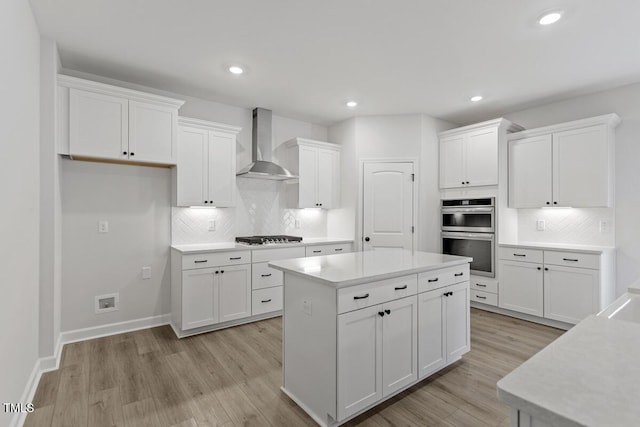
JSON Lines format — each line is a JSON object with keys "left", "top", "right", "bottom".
{"left": 364, "top": 237, "right": 370, "bottom": 242}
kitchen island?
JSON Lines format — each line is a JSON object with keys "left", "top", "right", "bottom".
{"left": 269, "top": 250, "right": 472, "bottom": 426}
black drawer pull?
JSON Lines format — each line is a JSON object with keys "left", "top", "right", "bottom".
{"left": 229, "top": 257, "right": 242, "bottom": 260}
{"left": 563, "top": 258, "right": 579, "bottom": 262}
{"left": 394, "top": 285, "right": 408, "bottom": 290}
{"left": 378, "top": 311, "right": 385, "bottom": 317}
{"left": 475, "top": 283, "right": 487, "bottom": 287}
{"left": 312, "top": 250, "right": 321, "bottom": 253}
{"left": 261, "top": 299, "right": 272, "bottom": 303}
{"left": 454, "top": 272, "right": 464, "bottom": 277}
{"left": 513, "top": 253, "right": 526, "bottom": 257}
{"left": 476, "top": 295, "right": 487, "bottom": 300}
{"left": 384, "top": 309, "right": 391, "bottom": 315}
{"left": 428, "top": 278, "right": 439, "bottom": 283}
{"left": 261, "top": 273, "right": 272, "bottom": 277}
{"left": 353, "top": 294, "right": 370, "bottom": 300}
{"left": 194, "top": 260, "right": 208, "bottom": 263}
{"left": 334, "top": 248, "right": 343, "bottom": 252}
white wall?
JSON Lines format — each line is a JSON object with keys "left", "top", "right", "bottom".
{"left": 0, "top": 0, "right": 40, "bottom": 425}
{"left": 327, "top": 118, "right": 357, "bottom": 239}
{"left": 504, "top": 82, "right": 640, "bottom": 295}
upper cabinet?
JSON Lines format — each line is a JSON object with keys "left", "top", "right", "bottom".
{"left": 58, "top": 75, "right": 184, "bottom": 166}
{"left": 284, "top": 138, "right": 341, "bottom": 209}
{"left": 508, "top": 114, "right": 620, "bottom": 208}
{"left": 175, "top": 117, "right": 241, "bottom": 207}
{"left": 439, "top": 118, "right": 523, "bottom": 189}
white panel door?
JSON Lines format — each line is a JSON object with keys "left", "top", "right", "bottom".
{"left": 499, "top": 260, "right": 544, "bottom": 317}
{"left": 218, "top": 264, "right": 251, "bottom": 323}
{"left": 445, "top": 282, "right": 470, "bottom": 361}
{"left": 466, "top": 127, "right": 498, "bottom": 186}
{"left": 363, "top": 162, "right": 414, "bottom": 251}
{"left": 544, "top": 265, "right": 599, "bottom": 324}
{"left": 69, "top": 88, "right": 128, "bottom": 160}
{"left": 177, "top": 126, "right": 208, "bottom": 206}
{"left": 417, "top": 289, "right": 446, "bottom": 379}
{"left": 317, "top": 148, "right": 339, "bottom": 208}
{"left": 128, "top": 101, "right": 176, "bottom": 164}
{"left": 182, "top": 268, "right": 218, "bottom": 330}
{"left": 208, "top": 130, "right": 236, "bottom": 207}
{"left": 439, "top": 134, "right": 465, "bottom": 188}
{"left": 381, "top": 296, "right": 417, "bottom": 397}
{"left": 553, "top": 125, "right": 609, "bottom": 207}
{"left": 337, "top": 305, "right": 382, "bottom": 420}
{"left": 298, "top": 145, "right": 318, "bottom": 208}
{"left": 509, "top": 135, "right": 553, "bottom": 208}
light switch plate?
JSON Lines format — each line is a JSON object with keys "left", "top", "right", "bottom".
{"left": 208, "top": 219, "right": 216, "bottom": 232}
{"left": 600, "top": 220, "right": 610, "bottom": 233}
{"left": 142, "top": 267, "right": 151, "bottom": 279}
{"left": 98, "top": 220, "right": 109, "bottom": 233}
{"left": 536, "top": 220, "right": 545, "bottom": 231}
{"left": 295, "top": 219, "right": 301, "bottom": 229}
{"left": 302, "top": 300, "right": 312, "bottom": 315}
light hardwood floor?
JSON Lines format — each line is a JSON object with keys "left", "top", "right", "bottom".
{"left": 25, "top": 309, "right": 563, "bottom": 427}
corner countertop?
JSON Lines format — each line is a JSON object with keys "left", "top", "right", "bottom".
{"left": 497, "top": 314, "right": 640, "bottom": 426}
{"left": 171, "top": 237, "right": 354, "bottom": 254}
{"left": 269, "top": 250, "right": 472, "bottom": 288}
{"left": 499, "top": 241, "right": 615, "bottom": 254}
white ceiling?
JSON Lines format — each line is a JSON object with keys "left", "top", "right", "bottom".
{"left": 29, "top": 0, "right": 640, "bottom": 126}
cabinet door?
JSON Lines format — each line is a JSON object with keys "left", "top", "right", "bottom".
{"left": 208, "top": 130, "right": 236, "bottom": 207}
{"left": 298, "top": 145, "right": 318, "bottom": 207}
{"left": 466, "top": 127, "right": 498, "bottom": 187}
{"left": 176, "top": 126, "right": 208, "bottom": 206}
{"left": 317, "top": 148, "right": 339, "bottom": 208}
{"left": 417, "top": 289, "right": 445, "bottom": 379}
{"left": 439, "top": 134, "right": 465, "bottom": 188}
{"left": 499, "top": 260, "right": 544, "bottom": 317}
{"left": 445, "top": 281, "right": 470, "bottom": 361}
{"left": 128, "top": 101, "right": 176, "bottom": 164}
{"left": 553, "top": 125, "right": 609, "bottom": 207}
{"left": 218, "top": 264, "right": 251, "bottom": 323}
{"left": 381, "top": 296, "right": 417, "bottom": 397}
{"left": 69, "top": 88, "right": 128, "bottom": 160}
{"left": 337, "top": 305, "right": 382, "bottom": 421}
{"left": 182, "top": 268, "right": 218, "bottom": 330}
{"left": 544, "top": 266, "right": 599, "bottom": 324}
{"left": 509, "top": 135, "right": 553, "bottom": 208}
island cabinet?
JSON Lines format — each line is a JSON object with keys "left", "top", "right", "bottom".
{"left": 271, "top": 251, "right": 471, "bottom": 427}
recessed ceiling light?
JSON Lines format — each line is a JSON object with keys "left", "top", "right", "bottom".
{"left": 228, "top": 65, "right": 244, "bottom": 75}
{"left": 539, "top": 11, "right": 563, "bottom": 26}
{"left": 346, "top": 101, "right": 358, "bottom": 108}
{"left": 470, "top": 95, "right": 483, "bottom": 102}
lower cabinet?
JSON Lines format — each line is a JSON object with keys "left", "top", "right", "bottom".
{"left": 337, "top": 295, "right": 417, "bottom": 420}
{"left": 544, "top": 265, "right": 599, "bottom": 324}
{"left": 418, "top": 281, "right": 470, "bottom": 379}
{"left": 499, "top": 260, "right": 544, "bottom": 317}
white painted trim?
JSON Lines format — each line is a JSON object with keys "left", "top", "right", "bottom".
{"left": 284, "top": 137, "right": 340, "bottom": 150}
{"left": 439, "top": 118, "right": 524, "bottom": 138}
{"left": 507, "top": 113, "right": 621, "bottom": 141}
{"left": 59, "top": 314, "right": 171, "bottom": 346}
{"left": 471, "top": 302, "right": 572, "bottom": 330}
{"left": 178, "top": 116, "right": 242, "bottom": 134}
{"left": 281, "top": 387, "right": 328, "bottom": 427}
{"left": 171, "top": 311, "right": 282, "bottom": 338}
{"left": 10, "top": 359, "right": 42, "bottom": 427}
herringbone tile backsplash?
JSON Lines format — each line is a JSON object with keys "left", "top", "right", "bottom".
{"left": 172, "top": 178, "right": 327, "bottom": 244}
{"left": 518, "top": 208, "right": 614, "bottom": 246}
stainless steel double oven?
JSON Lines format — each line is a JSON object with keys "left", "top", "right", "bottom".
{"left": 441, "top": 198, "right": 495, "bottom": 277}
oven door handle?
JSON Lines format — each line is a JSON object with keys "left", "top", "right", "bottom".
{"left": 441, "top": 207, "right": 494, "bottom": 214}
{"left": 441, "top": 232, "right": 494, "bottom": 241}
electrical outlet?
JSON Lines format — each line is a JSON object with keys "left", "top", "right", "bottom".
{"left": 142, "top": 267, "right": 151, "bottom": 279}
{"left": 208, "top": 219, "right": 216, "bottom": 232}
{"left": 98, "top": 220, "right": 109, "bottom": 233}
{"left": 295, "top": 219, "right": 301, "bottom": 229}
{"left": 95, "top": 293, "right": 119, "bottom": 313}
{"left": 600, "top": 220, "right": 610, "bottom": 233}
{"left": 302, "top": 300, "right": 312, "bottom": 315}
{"left": 536, "top": 220, "right": 546, "bottom": 231}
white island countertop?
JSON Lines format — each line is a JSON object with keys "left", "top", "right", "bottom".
{"left": 497, "top": 314, "right": 640, "bottom": 426}
{"left": 269, "top": 250, "right": 471, "bottom": 288}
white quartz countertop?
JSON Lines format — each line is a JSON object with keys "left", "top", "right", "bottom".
{"left": 497, "top": 314, "right": 640, "bottom": 426}
{"left": 171, "top": 237, "right": 353, "bottom": 254}
{"left": 499, "top": 241, "right": 614, "bottom": 254}
{"left": 269, "top": 250, "right": 472, "bottom": 288}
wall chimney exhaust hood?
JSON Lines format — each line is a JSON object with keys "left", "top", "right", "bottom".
{"left": 236, "top": 108, "right": 297, "bottom": 180}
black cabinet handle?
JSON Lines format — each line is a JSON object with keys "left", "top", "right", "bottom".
{"left": 319, "top": 203, "right": 323, "bottom": 206}
{"left": 553, "top": 201, "right": 558, "bottom": 205}
{"left": 229, "top": 257, "right": 241, "bottom": 260}
{"left": 475, "top": 283, "right": 487, "bottom": 287}
{"left": 476, "top": 295, "right": 487, "bottom": 300}
{"left": 454, "top": 272, "right": 464, "bottom": 277}
{"left": 544, "top": 268, "right": 549, "bottom": 271}
{"left": 209, "top": 201, "right": 213, "bottom": 204}
{"left": 194, "top": 260, "right": 208, "bottom": 263}
{"left": 384, "top": 309, "right": 391, "bottom": 315}
{"left": 313, "top": 250, "right": 321, "bottom": 253}
{"left": 537, "top": 267, "right": 542, "bottom": 270}
{"left": 334, "top": 248, "right": 343, "bottom": 252}
{"left": 261, "top": 299, "right": 272, "bottom": 303}
{"left": 394, "top": 285, "right": 408, "bottom": 290}
{"left": 354, "top": 294, "right": 369, "bottom": 300}
{"left": 204, "top": 201, "right": 209, "bottom": 204}
{"left": 123, "top": 151, "right": 128, "bottom": 155}
{"left": 461, "top": 181, "right": 465, "bottom": 185}
{"left": 465, "top": 181, "right": 470, "bottom": 184}
{"left": 378, "top": 311, "right": 385, "bottom": 317}
{"left": 444, "top": 291, "right": 454, "bottom": 297}
{"left": 546, "top": 202, "right": 550, "bottom": 205}
{"left": 261, "top": 273, "right": 272, "bottom": 277}
{"left": 563, "top": 258, "right": 579, "bottom": 262}
{"left": 215, "top": 271, "right": 219, "bottom": 274}
{"left": 428, "top": 278, "right": 439, "bottom": 283}
{"left": 130, "top": 152, "right": 135, "bottom": 156}
{"left": 513, "top": 253, "right": 526, "bottom": 257}
{"left": 364, "top": 237, "right": 370, "bottom": 242}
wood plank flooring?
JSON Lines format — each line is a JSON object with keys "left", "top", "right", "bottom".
{"left": 25, "top": 309, "right": 563, "bottom": 427}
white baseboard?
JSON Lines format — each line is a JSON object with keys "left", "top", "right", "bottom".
{"left": 470, "top": 302, "right": 572, "bottom": 330}
{"left": 10, "top": 359, "right": 43, "bottom": 427}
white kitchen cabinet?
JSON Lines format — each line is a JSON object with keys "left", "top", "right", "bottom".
{"left": 439, "top": 118, "right": 523, "bottom": 189}
{"left": 305, "top": 242, "right": 353, "bottom": 257}
{"left": 499, "top": 260, "right": 544, "bottom": 317}
{"left": 508, "top": 114, "right": 620, "bottom": 208}
{"left": 544, "top": 264, "right": 600, "bottom": 324}
{"left": 338, "top": 295, "right": 417, "bottom": 420}
{"left": 182, "top": 268, "right": 219, "bottom": 330}
{"left": 217, "top": 264, "right": 252, "bottom": 322}
{"left": 285, "top": 138, "right": 341, "bottom": 208}
{"left": 60, "top": 75, "right": 184, "bottom": 165}
{"left": 176, "top": 117, "right": 241, "bottom": 207}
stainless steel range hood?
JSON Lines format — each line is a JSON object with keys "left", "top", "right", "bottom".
{"left": 236, "top": 108, "right": 297, "bottom": 180}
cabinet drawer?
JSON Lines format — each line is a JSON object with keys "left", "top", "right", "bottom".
{"left": 252, "top": 287, "right": 283, "bottom": 316}
{"left": 470, "top": 277, "right": 498, "bottom": 294}
{"left": 252, "top": 262, "right": 283, "bottom": 290}
{"left": 499, "top": 247, "right": 543, "bottom": 263}
{"left": 252, "top": 246, "right": 306, "bottom": 263}
{"left": 306, "top": 243, "right": 352, "bottom": 257}
{"left": 470, "top": 290, "right": 498, "bottom": 306}
{"left": 418, "top": 265, "right": 469, "bottom": 293}
{"left": 182, "top": 250, "right": 251, "bottom": 270}
{"left": 338, "top": 275, "right": 417, "bottom": 314}
{"left": 544, "top": 251, "right": 600, "bottom": 270}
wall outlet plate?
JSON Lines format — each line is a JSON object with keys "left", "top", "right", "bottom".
{"left": 295, "top": 219, "right": 301, "bottom": 229}
{"left": 95, "top": 293, "right": 119, "bottom": 313}
{"left": 536, "top": 219, "right": 546, "bottom": 231}
{"left": 142, "top": 266, "right": 151, "bottom": 279}
{"left": 98, "top": 220, "right": 109, "bottom": 233}
{"left": 600, "top": 220, "right": 610, "bottom": 233}
{"left": 302, "top": 300, "right": 312, "bottom": 315}
{"left": 208, "top": 219, "right": 216, "bottom": 231}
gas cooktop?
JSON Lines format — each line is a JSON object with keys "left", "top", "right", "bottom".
{"left": 235, "top": 235, "right": 303, "bottom": 246}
